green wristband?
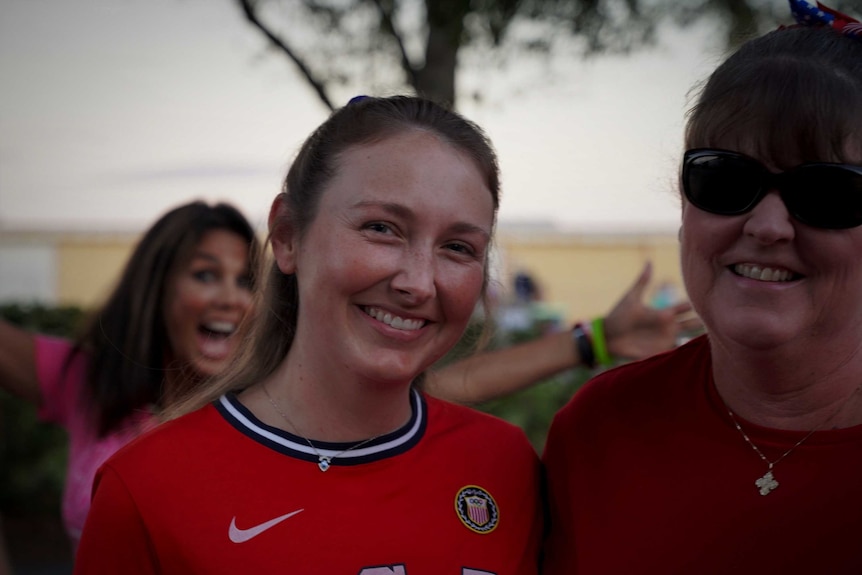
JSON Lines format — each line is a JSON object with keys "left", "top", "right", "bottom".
{"left": 590, "top": 317, "right": 613, "bottom": 367}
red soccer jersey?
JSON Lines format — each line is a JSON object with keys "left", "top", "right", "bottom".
{"left": 542, "top": 335, "right": 862, "bottom": 574}
{"left": 75, "top": 389, "right": 542, "bottom": 574}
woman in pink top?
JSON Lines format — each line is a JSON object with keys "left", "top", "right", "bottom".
{"left": 0, "top": 201, "right": 260, "bottom": 545}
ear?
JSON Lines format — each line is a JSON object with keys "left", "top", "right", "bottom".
{"left": 269, "top": 195, "right": 299, "bottom": 275}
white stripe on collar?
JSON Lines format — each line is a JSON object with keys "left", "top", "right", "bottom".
{"left": 218, "top": 388, "right": 424, "bottom": 460}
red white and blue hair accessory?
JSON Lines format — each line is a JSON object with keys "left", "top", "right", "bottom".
{"left": 788, "top": 0, "right": 862, "bottom": 39}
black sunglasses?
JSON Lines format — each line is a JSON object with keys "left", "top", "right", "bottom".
{"left": 682, "top": 148, "right": 862, "bottom": 230}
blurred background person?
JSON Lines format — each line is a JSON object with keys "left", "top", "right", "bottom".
{"left": 0, "top": 201, "right": 260, "bottom": 548}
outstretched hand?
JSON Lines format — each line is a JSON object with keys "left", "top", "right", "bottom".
{"left": 602, "top": 262, "right": 702, "bottom": 361}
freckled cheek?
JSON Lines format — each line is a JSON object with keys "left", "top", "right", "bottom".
{"left": 439, "top": 268, "right": 485, "bottom": 316}
{"left": 168, "top": 282, "right": 218, "bottom": 334}
{"left": 163, "top": 301, "right": 193, "bottom": 363}
{"left": 334, "top": 245, "right": 401, "bottom": 281}
{"left": 164, "top": 284, "right": 186, "bottom": 326}
{"left": 174, "top": 286, "right": 212, "bottom": 313}
{"left": 339, "top": 253, "right": 385, "bottom": 287}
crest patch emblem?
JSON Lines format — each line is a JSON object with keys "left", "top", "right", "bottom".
{"left": 454, "top": 485, "right": 499, "bottom": 534}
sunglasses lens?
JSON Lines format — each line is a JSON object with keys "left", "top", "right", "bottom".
{"left": 784, "top": 165, "right": 862, "bottom": 229}
{"left": 684, "top": 152, "right": 763, "bottom": 215}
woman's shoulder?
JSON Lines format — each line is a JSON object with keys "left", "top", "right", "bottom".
{"left": 556, "top": 334, "right": 712, "bottom": 424}
{"left": 33, "top": 333, "right": 83, "bottom": 373}
{"left": 421, "top": 394, "right": 540, "bottom": 484}
{"left": 101, "top": 403, "right": 223, "bottom": 473}
{"left": 33, "top": 333, "right": 74, "bottom": 353}
{"left": 423, "top": 393, "right": 536, "bottom": 450}
{"left": 33, "top": 334, "right": 89, "bottom": 425}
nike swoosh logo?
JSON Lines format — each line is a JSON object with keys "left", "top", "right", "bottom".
{"left": 228, "top": 509, "right": 304, "bottom": 543}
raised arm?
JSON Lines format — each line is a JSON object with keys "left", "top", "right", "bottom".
{"left": 425, "top": 262, "right": 701, "bottom": 404}
{"left": 600, "top": 262, "right": 698, "bottom": 360}
{"left": 0, "top": 319, "right": 43, "bottom": 405}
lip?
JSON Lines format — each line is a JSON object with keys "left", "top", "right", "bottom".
{"left": 196, "top": 327, "right": 240, "bottom": 360}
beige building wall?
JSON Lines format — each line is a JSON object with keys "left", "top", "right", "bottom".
{"left": 56, "top": 236, "right": 138, "bottom": 308}
{"left": 0, "top": 231, "right": 140, "bottom": 308}
{"left": 496, "top": 232, "right": 684, "bottom": 323}
{"left": 3, "top": 230, "right": 685, "bottom": 317}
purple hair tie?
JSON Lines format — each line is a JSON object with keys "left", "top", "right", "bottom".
{"left": 347, "top": 95, "right": 370, "bottom": 106}
{"left": 788, "top": 0, "right": 862, "bottom": 39}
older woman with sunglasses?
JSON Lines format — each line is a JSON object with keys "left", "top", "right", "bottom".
{"left": 542, "top": 2, "right": 862, "bottom": 573}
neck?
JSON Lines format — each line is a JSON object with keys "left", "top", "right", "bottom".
{"left": 245, "top": 354, "right": 415, "bottom": 442}
{"left": 710, "top": 336, "right": 862, "bottom": 430}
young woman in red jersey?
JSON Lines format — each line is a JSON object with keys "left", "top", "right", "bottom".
{"left": 75, "top": 96, "right": 543, "bottom": 574}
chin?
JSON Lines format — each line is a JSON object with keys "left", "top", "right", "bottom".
{"left": 358, "top": 358, "right": 427, "bottom": 387}
{"left": 713, "top": 317, "right": 802, "bottom": 351}
{"left": 192, "top": 357, "right": 230, "bottom": 379}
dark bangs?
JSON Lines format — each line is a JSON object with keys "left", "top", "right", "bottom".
{"left": 686, "top": 27, "right": 862, "bottom": 168}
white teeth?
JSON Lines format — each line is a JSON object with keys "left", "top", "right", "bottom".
{"left": 364, "top": 307, "right": 425, "bottom": 331}
{"left": 733, "top": 264, "right": 795, "bottom": 282}
{"left": 203, "top": 321, "right": 237, "bottom": 334}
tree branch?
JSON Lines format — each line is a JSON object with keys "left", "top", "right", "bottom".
{"left": 369, "top": 0, "right": 419, "bottom": 90}
{"left": 237, "top": 0, "right": 336, "bottom": 111}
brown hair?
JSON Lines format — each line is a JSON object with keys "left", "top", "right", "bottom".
{"left": 72, "top": 201, "right": 260, "bottom": 436}
{"left": 169, "top": 96, "right": 501, "bottom": 417}
{"left": 685, "top": 26, "right": 862, "bottom": 169}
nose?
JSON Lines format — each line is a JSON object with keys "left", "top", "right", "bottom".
{"left": 390, "top": 248, "right": 437, "bottom": 304}
{"left": 217, "top": 279, "right": 253, "bottom": 311}
{"left": 742, "top": 190, "right": 796, "bottom": 245}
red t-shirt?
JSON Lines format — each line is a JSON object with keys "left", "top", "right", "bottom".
{"left": 542, "top": 335, "right": 862, "bottom": 574}
{"left": 75, "top": 389, "right": 542, "bottom": 574}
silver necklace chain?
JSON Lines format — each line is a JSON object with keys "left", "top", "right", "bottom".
{"left": 721, "top": 384, "right": 860, "bottom": 496}
{"left": 262, "top": 383, "right": 383, "bottom": 472}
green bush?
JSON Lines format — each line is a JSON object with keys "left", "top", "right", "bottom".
{"left": 0, "top": 304, "right": 84, "bottom": 515}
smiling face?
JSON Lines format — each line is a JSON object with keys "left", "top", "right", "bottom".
{"left": 272, "top": 128, "right": 494, "bottom": 387}
{"left": 163, "top": 229, "right": 254, "bottom": 378}
{"left": 678, "top": 26, "right": 862, "bottom": 352}
{"left": 680, "top": 143, "right": 862, "bottom": 351}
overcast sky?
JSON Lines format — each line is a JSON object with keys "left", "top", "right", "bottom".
{"left": 0, "top": 0, "right": 727, "bottom": 234}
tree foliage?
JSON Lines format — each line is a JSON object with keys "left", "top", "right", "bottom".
{"left": 235, "top": 0, "right": 857, "bottom": 110}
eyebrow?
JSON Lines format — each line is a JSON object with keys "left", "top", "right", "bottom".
{"left": 189, "top": 252, "right": 221, "bottom": 264}
{"left": 352, "top": 200, "right": 491, "bottom": 239}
